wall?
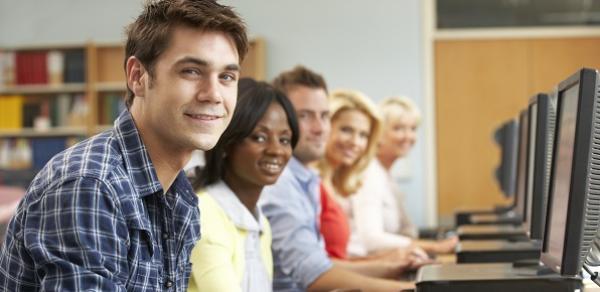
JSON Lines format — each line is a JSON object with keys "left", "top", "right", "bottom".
{"left": 0, "top": 0, "right": 141, "bottom": 45}
{"left": 222, "top": 1, "right": 429, "bottom": 226}
{"left": 434, "top": 36, "right": 600, "bottom": 221}
{"left": 0, "top": 0, "right": 431, "bottom": 227}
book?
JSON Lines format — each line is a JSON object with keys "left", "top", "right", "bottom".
{"left": 0, "top": 51, "right": 16, "bottom": 88}
{"left": 15, "top": 51, "right": 48, "bottom": 85}
{"left": 0, "top": 96, "right": 24, "bottom": 129}
{"left": 51, "top": 94, "right": 71, "bottom": 127}
{"left": 63, "top": 49, "right": 85, "bottom": 83}
{"left": 47, "top": 50, "right": 64, "bottom": 85}
{"left": 67, "top": 94, "right": 88, "bottom": 127}
{"left": 22, "top": 101, "right": 40, "bottom": 129}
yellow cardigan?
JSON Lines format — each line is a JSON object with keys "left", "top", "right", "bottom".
{"left": 187, "top": 190, "right": 273, "bottom": 292}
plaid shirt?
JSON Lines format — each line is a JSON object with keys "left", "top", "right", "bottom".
{"left": 0, "top": 110, "right": 201, "bottom": 291}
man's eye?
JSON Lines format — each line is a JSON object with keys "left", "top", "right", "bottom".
{"left": 182, "top": 68, "right": 201, "bottom": 76}
{"left": 220, "top": 73, "right": 237, "bottom": 82}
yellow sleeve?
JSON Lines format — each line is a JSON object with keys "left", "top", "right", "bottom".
{"left": 188, "top": 193, "right": 241, "bottom": 292}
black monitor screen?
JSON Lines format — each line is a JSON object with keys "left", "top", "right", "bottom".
{"left": 514, "top": 111, "right": 529, "bottom": 221}
{"left": 500, "top": 120, "right": 519, "bottom": 199}
{"left": 545, "top": 84, "right": 579, "bottom": 270}
{"left": 524, "top": 103, "right": 537, "bottom": 234}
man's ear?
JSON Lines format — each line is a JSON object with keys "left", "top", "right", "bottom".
{"left": 126, "top": 56, "right": 147, "bottom": 98}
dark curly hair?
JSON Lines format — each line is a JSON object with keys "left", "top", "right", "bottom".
{"left": 191, "top": 78, "right": 299, "bottom": 190}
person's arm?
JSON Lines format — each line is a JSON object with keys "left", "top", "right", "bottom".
{"left": 395, "top": 190, "right": 419, "bottom": 238}
{"left": 188, "top": 195, "right": 241, "bottom": 292}
{"left": 351, "top": 173, "right": 412, "bottom": 253}
{"left": 261, "top": 183, "right": 333, "bottom": 289}
{"left": 308, "top": 264, "right": 414, "bottom": 292}
{"left": 262, "top": 180, "right": 411, "bottom": 292}
{"left": 331, "top": 259, "right": 411, "bottom": 279}
{"left": 22, "top": 177, "right": 128, "bottom": 291}
{"left": 414, "top": 236, "right": 459, "bottom": 254}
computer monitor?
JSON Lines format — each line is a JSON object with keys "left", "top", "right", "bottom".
{"left": 523, "top": 92, "right": 556, "bottom": 240}
{"left": 494, "top": 118, "right": 519, "bottom": 199}
{"left": 513, "top": 109, "right": 529, "bottom": 222}
{"left": 540, "top": 68, "right": 600, "bottom": 276}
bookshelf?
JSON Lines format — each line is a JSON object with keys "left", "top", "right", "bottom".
{"left": 0, "top": 38, "right": 266, "bottom": 175}
{"left": 0, "top": 127, "right": 86, "bottom": 138}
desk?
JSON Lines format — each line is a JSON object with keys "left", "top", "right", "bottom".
{"left": 436, "top": 254, "right": 456, "bottom": 264}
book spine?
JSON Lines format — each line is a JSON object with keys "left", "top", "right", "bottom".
{"left": 47, "top": 50, "right": 64, "bottom": 85}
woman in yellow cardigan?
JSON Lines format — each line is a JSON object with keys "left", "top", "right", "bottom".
{"left": 188, "top": 78, "right": 299, "bottom": 292}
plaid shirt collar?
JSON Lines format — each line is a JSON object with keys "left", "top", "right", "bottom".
{"left": 113, "top": 110, "right": 198, "bottom": 206}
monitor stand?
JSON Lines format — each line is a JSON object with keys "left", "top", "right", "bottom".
{"left": 415, "top": 263, "right": 581, "bottom": 292}
{"left": 457, "top": 224, "right": 529, "bottom": 241}
{"left": 455, "top": 207, "right": 515, "bottom": 226}
{"left": 469, "top": 213, "right": 522, "bottom": 225}
{"left": 457, "top": 240, "right": 541, "bottom": 263}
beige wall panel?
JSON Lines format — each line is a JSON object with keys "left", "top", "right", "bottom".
{"left": 530, "top": 38, "right": 600, "bottom": 93}
{"left": 435, "top": 40, "right": 530, "bottom": 219}
{"left": 435, "top": 37, "right": 600, "bottom": 221}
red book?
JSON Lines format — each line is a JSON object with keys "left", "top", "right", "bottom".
{"left": 15, "top": 51, "right": 48, "bottom": 84}
{"left": 31, "top": 52, "right": 47, "bottom": 84}
{"left": 15, "top": 52, "right": 26, "bottom": 84}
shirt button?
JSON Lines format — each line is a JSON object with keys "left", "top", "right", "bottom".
{"left": 162, "top": 232, "right": 169, "bottom": 240}
{"left": 165, "top": 279, "right": 173, "bottom": 288}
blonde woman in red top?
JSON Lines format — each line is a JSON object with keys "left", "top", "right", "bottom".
{"left": 316, "top": 89, "right": 430, "bottom": 279}
{"left": 350, "top": 96, "right": 458, "bottom": 256}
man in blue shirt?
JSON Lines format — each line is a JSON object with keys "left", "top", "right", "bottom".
{"left": 262, "top": 66, "right": 413, "bottom": 291}
{"left": 0, "top": 1, "right": 247, "bottom": 291}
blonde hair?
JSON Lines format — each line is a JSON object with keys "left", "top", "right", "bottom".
{"left": 319, "top": 89, "right": 382, "bottom": 197}
{"left": 379, "top": 96, "right": 422, "bottom": 126}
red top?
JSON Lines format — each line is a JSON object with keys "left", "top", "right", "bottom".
{"left": 319, "top": 183, "right": 350, "bottom": 259}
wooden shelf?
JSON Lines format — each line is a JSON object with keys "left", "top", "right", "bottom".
{"left": 1, "top": 43, "right": 88, "bottom": 51}
{"left": 0, "top": 83, "right": 86, "bottom": 95}
{"left": 0, "top": 38, "right": 264, "bottom": 145}
{"left": 94, "top": 125, "right": 113, "bottom": 133}
{"left": 0, "top": 127, "right": 86, "bottom": 138}
{"left": 95, "top": 82, "right": 126, "bottom": 92}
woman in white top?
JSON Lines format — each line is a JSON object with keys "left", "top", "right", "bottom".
{"left": 351, "top": 96, "right": 458, "bottom": 256}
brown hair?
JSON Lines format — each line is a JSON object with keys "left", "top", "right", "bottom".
{"left": 272, "top": 65, "right": 328, "bottom": 95}
{"left": 124, "top": 0, "right": 248, "bottom": 107}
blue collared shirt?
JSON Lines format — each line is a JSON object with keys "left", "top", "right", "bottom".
{"left": 0, "top": 110, "right": 201, "bottom": 292}
{"left": 260, "top": 157, "right": 333, "bottom": 292}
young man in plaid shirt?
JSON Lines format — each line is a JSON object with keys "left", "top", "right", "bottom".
{"left": 0, "top": 1, "right": 247, "bottom": 291}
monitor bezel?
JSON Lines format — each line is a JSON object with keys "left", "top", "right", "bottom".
{"left": 540, "top": 68, "right": 598, "bottom": 276}
{"left": 514, "top": 109, "right": 530, "bottom": 222}
{"left": 523, "top": 92, "right": 553, "bottom": 240}
{"left": 498, "top": 118, "right": 519, "bottom": 200}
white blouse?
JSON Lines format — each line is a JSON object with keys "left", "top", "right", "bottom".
{"left": 346, "top": 159, "right": 417, "bottom": 256}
